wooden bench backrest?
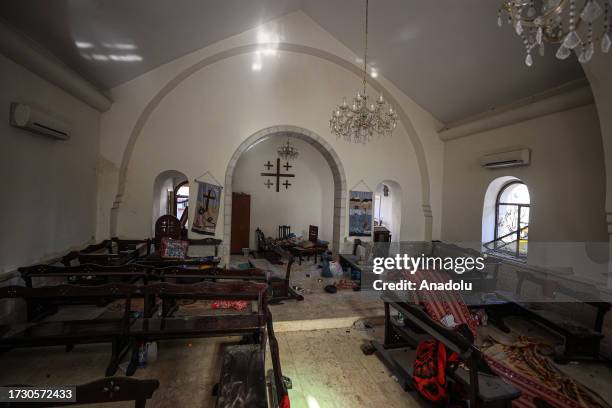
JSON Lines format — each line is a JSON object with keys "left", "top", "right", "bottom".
{"left": 265, "top": 308, "right": 289, "bottom": 406}
{"left": 187, "top": 237, "right": 222, "bottom": 257}
{"left": 308, "top": 225, "right": 318, "bottom": 243}
{"left": 19, "top": 264, "right": 148, "bottom": 282}
{"left": 0, "top": 283, "right": 139, "bottom": 301}
{"left": 278, "top": 225, "right": 290, "bottom": 239}
{"left": 143, "top": 282, "right": 267, "bottom": 300}
{"left": 61, "top": 240, "right": 113, "bottom": 266}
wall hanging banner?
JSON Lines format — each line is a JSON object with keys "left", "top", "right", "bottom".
{"left": 349, "top": 190, "right": 373, "bottom": 237}
{"left": 192, "top": 181, "right": 223, "bottom": 236}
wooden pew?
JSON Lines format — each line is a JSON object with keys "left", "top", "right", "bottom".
{"left": 432, "top": 242, "right": 611, "bottom": 362}
{"left": 482, "top": 268, "right": 610, "bottom": 362}
{"left": 139, "top": 238, "right": 222, "bottom": 270}
{"left": 126, "top": 281, "right": 268, "bottom": 376}
{"left": 215, "top": 307, "right": 290, "bottom": 408}
{"left": 365, "top": 296, "right": 521, "bottom": 408}
{"left": 61, "top": 238, "right": 150, "bottom": 267}
{"left": 18, "top": 264, "right": 150, "bottom": 322}
{"left": 0, "top": 284, "right": 139, "bottom": 376}
{"left": 0, "top": 377, "right": 159, "bottom": 407}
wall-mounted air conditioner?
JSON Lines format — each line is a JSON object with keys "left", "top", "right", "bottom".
{"left": 480, "top": 148, "right": 530, "bottom": 169}
{"left": 9, "top": 103, "right": 71, "bottom": 140}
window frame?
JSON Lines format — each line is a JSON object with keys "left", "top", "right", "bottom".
{"left": 494, "top": 180, "right": 530, "bottom": 258}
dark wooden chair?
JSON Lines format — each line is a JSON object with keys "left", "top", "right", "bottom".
{"left": 0, "top": 377, "right": 159, "bottom": 407}
{"left": 0, "top": 284, "right": 139, "bottom": 376}
{"left": 268, "top": 245, "right": 303, "bottom": 303}
{"left": 154, "top": 215, "right": 182, "bottom": 250}
{"left": 255, "top": 228, "right": 268, "bottom": 254}
{"left": 308, "top": 225, "right": 318, "bottom": 243}
{"left": 278, "top": 225, "right": 290, "bottom": 239}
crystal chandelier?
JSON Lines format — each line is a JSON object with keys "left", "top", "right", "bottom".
{"left": 277, "top": 137, "right": 299, "bottom": 161}
{"left": 498, "top": 0, "right": 611, "bottom": 66}
{"left": 329, "top": 0, "right": 398, "bottom": 144}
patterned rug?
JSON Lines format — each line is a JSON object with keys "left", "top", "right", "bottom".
{"left": 483, "top": 337, "right": 610, "bottom": 408}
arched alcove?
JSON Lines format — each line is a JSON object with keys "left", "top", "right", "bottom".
{"left": 232, "top": 134, "right": 334, "bottom": 250}
{"left": 374, "top": 180, "right": 402, "bottom": 242}
{"left": 223, "top": 125, "right": 346, "bottom": 263}
{"left": 152, "top": 170, "right": 188, "bottom": 235}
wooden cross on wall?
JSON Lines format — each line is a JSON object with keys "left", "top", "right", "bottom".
{"left": 261, "top": 158, "right": 295, "bottom": 192}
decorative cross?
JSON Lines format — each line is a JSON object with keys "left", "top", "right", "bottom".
{"left": 264, "top": 161, "right": 274, "bottom": 170}
{"left": 202, "top": 189, "right": 216, "bottom": 212}
{"left": 261, "top": 158, "right": 295, "bottom": 192}
{"left": 283, "top": 180, "right": 292, "bottom": 189}
{"left": 264, "top": 179, "right": 273, "bottom": 189}
{"left": 283, "top": 162, "right": 292, "bottom": 171}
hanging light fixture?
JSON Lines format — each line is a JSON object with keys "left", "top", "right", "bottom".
{"left": 497, "top": 0, "right": 611, "bottom": 66}
{"left": 329, "top": 0, "right": 398, "bottom": 144}
{"left": 277, "top": 136, "right": 299, "bottom": 161}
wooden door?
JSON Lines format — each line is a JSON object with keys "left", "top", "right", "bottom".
{"left": 231, "top": 192, "right": 251, "bottom": 254}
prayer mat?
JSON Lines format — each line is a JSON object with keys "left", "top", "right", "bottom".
{"left": 483, "top": 337, "right": 610, "bottom": 408}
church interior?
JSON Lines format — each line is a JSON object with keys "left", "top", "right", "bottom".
{"left": 1, "top": 1, "right": 612, "bottom": 407}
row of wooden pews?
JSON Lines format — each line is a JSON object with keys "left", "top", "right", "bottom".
{"left": 1, "top": 229, "right": 291, "bottom": 407}
{"left": 0, "top": 281, "right": 290, "bottom": 407}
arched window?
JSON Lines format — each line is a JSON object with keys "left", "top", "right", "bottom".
{"left": 494, "top": 181, "right": 529, "bottom": 258}
{"left": 174, "top": 181, "right": 189, "bottom": 226}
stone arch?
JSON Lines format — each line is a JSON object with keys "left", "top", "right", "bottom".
{"left": 223, "top": 125, "right": 346, "bottom": 262}
{"left": 109, "top": 42, "right": 433, "bottom": 239}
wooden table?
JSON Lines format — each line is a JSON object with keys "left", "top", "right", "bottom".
{"left": 289, "top": 245, "right": 327, "bottom": 265}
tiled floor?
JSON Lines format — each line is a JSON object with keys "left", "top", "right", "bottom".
{"left": 231, "top": 255, "right": 385, "bottom": 329}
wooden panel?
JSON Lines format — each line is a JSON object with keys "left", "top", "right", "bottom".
{"left": 231, "top": 193, "right": 251, "bottom": 254}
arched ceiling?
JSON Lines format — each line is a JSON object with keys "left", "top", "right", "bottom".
{"left": 0, "top": 0, "right": 585, "bottom": 124}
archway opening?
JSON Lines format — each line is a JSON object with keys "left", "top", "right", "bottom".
{"left": 373, "top": 180, "right": 402, "bottom": 243}
{"left": 231, "top": 134, "right": 334, "bottom": 252}
{"left": 223, "top": 126, "right": 346, "bottom": 263}
{"left": 152, "top": 170, "right": 188, "bottom": 235}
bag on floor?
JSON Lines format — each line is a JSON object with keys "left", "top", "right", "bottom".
{"left": 413, "top": 340, "right": 460, "bottom": 404}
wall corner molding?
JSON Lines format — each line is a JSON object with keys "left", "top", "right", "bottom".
{"left": 438, "top": 79, "right": 594, "bottom": 141}
{"left": 0, "top": 19, "right": 112, "bottom": 112}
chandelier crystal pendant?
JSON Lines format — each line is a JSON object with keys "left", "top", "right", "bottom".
{"left": 498, "top": 0, "right": 611, "bottom": 66}
{"left": 277, "top": 137, "right": 299, "bottom": 161}
{"left": 329, "top": 0, "right": 398, "bottom": 144}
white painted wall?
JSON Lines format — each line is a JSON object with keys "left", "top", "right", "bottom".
{"left": 95, "top": 12, "right": 445, "bottom": 252}
{"left": 232, "top": 136, "right": 333, "bottom": 248}
{"left": 0, "top": 53, "right": 100, "bottom": 275}
{"left": 441, "top": 104, "right": 607, "bottom": 246}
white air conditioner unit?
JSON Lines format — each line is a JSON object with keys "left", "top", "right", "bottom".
{"left": 9, "top": 103, "right": 71, "bottom": 140}
{"left": 480, "top": 149, "right": 530, "bottom": 169}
